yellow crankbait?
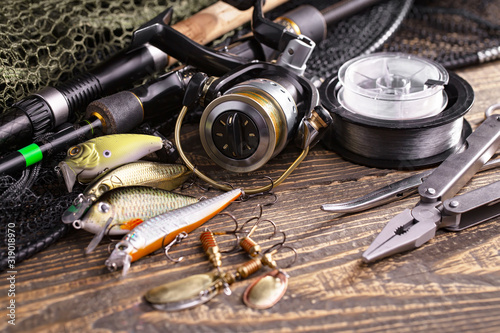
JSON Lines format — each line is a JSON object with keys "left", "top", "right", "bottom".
{"left": 57, "top": 134, "right": 164, "bottom": 192}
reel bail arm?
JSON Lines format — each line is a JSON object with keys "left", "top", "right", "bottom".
{"left": 129, "top": 8, "right": 247, "bottom": 76}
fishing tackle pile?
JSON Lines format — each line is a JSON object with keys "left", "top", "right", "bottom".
{"left": 2, "top": 0, "right": 500, "bottom": 322}
{"left": 145, "top": 204, "right": 296, "bottom": 310}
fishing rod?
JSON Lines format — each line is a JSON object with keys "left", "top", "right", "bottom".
{"left": 0, "top": 0, "right": 387, "bottom": 176}
{"left": 0, "top": 0, "right": 288, "bottom": 150}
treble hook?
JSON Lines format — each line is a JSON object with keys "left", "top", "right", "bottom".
{"left": 239, "top": 176, "right": 277, "bottom": 206}
{"left": 211, "top": 212, "right": 241, "bottom": 253}
{"left": 235, "top": 215, "right": 277, "bottom": 258}
{"left": 75, "top": 168, "right": 89, "bottom": 187}
{"left": 163, "top": 232, "right": 189, "bottom": 263}
{"left": 238, "top": 205, "right": 277, "bottom": 239}
{"left": 107, "top": 239, "right": 120, "bottom": 254}
{"left": 211, "top": 207, "right": 278, "bottom": 255}
{"left": 249, "top": 204, "right": 264, "bottom": 221}
{"left": 216, "top": 212, "right": 240, "bottom": 234}
{"left": 263, "top": 230, "right": 287, "bottom": 253}
{"left": 263, "top": 231, "right": 298, "bottom": 269}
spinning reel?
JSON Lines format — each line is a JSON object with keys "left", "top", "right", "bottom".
{"left": 174, "top": 0, "right": 332, "bottom": 192}
{"left": 198, "top": 52, "right": 325, "bottom": 173}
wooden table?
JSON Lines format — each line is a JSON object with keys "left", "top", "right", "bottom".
{"left": 2, "top": 60, "right": 500, "bottom": 332}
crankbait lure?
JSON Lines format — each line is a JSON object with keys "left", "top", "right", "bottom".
{"left": 105, "top": 188, "right": 243, "bottom": 276}
{"left": 72, "top": 186, "right": 199, "bottom": 253}
{"left": 61, "top": 162, "right": 191, "bottom": 223}
{"left": 57, "top": 134, "right": 165, "bottom": 192}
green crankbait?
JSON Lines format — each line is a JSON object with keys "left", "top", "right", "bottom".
{"left": 73, "top": 186, "right": 198, "bottom": 253}
{"left": 62, "top": 162, "right": 191, "bottom": 224}
{"left": 57, "top": 134, "right": 165, "bottom": 192}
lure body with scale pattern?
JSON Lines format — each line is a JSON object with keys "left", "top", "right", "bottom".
{"left": 105, "top": 188, "right": 243, "bottom": 276}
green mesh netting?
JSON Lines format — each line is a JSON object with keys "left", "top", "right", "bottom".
{"left": 385, "top": 0, "right": 500, "bottom": 68}
{"left": 0, "top": 0, "right": 217, "bottom": 110}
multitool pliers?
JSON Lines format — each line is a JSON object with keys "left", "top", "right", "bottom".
{"left": 323, "top": 114, "right": 500, "bottom": 262}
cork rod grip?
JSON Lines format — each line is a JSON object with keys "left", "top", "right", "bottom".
{"left": 169, "top": 0, "right": 289, "bottom": 66}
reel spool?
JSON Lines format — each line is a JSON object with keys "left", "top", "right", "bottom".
{"left": 199, "top": 77, "right": 300, "bottom": 173}
{"left": 320, "top": 52, "right": 474, "bottom": 169}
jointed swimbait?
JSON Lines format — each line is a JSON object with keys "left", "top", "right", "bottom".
{"left": 58, "top": 134, "right": 165, "bottom": 192}
{"left": 105, "top": 188, "right": 243, "bottom": 276}
{"left": 62, "top": 162, "right": 191, "bottom": 223}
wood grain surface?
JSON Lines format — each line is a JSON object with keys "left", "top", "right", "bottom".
{"left": 1, "top": 61, "right": 500, "bottom": 333}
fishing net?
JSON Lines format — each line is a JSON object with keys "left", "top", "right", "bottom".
{"left": 1, "top": 0, "right": 500, "bottom": 269}
{"left": 0, "top": 160, "right": 73, "bottom": 270}
{"left": 0, "top": 0, "right": 215, "bottom": 111}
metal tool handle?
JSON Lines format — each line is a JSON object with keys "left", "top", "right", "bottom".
{"left": 321, "top": 170, "right": 432, "bottom": 213}
{"left": 442, "top": 180, "right": 500, "bottom": 231}
{"left": 321, "top": 156, "right": 500, "bottom": 214}
{"left": 418, "top": 115, "right": 500, "bottom": 203}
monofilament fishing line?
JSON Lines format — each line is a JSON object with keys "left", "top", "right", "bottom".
{"left": 320, "top": 52, "right": 474, "bottom": 169}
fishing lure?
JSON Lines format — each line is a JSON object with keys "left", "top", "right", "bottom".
{"left": 72, "top": 186, "right": 199, "bottom": 253}
{"left": 105, "top": 188, "right": 243, "bottom": 276}
{"left": 145, "top": 212, "right": 294, "bottom": 311}
{"left": 57, "top": 134, "right": 165, "bottom": 192}
{"left": 61, "top": 162, "right": 191, "bottom": 223}
{"left": 145, "top": 243, "right": 291, "bottom": 311}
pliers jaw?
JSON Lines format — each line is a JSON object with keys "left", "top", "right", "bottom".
{"left": 362, "top": 205, "right": 440, "bottom": 263}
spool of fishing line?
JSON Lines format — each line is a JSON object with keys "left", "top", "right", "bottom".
{"left": 320, "top": 52, "right": 474, "bottom": 169}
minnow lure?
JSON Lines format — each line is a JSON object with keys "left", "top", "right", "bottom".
{"left": 57, "top": 134, "right": 164, "bottom": 192}
{"left": 105, "top": 188, "right": 243, "bottom": 276}
{"left": 61, "top": 162, "right": 191, "bottom": 223}
{"left": 73, "top": 186, "right": 199, "bottom": 253}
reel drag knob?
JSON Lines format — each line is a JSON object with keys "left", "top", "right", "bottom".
{"left": 212, "top": 111, "right": 259, "bottom": 159}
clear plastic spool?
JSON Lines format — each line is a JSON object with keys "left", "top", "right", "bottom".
{"left": 337, "top": 53, "right": 449, "bottom": 120}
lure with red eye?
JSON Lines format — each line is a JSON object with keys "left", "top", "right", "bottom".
{"left": 57, "top": 134, "right": 164, "bottom": 192}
